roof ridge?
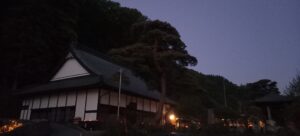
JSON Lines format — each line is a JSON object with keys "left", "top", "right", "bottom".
{"left": 71, "top": 44, "right": 133, "bottom": 71}
{"left": 72, "top": 44, "right": 112, "bottom": 61}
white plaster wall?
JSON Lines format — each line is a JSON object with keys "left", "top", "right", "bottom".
{"left": 100, "top": 90, "right": 109, "bottom": 105}
{"left": 150, "top": 100, "right": 157, "bottom": 113}
{"left": 51, "top": 58, "right": 90, "bottom": 81}
{"left": 24, "top": 100, "right": 30, "bottom": 120}
{"left": 75, "top": 91, "right": 86, "bottom": 120}
{"left": 49, "top": 95, "right": 58, "bottom": 108}
{"left": 20, "top": 110, "right": 24, "bottom": 120}
{"left": 21, "top": 89, "right": 163, "bottom": 121}
{"left": 32, "top": 97, "right": 40, "bottom": 109}
{"left": 26, "top": 99, "right": 32, "bottom": 120}
{"left": 110, "top": 92, "right": 118, "bottom": 106}
{"left": 137, "top": 98, "right": 143, "bottom": 110}
{"left": 58, "top": 93, "right": 67, "bottom": 107}
{"left": 85, "top": 113, "right": 97, "bottom": 121}
{"left": 40, "top": 96, "right": 49, "bottom": 108}
{"left": 20, "top": 100, "right": 26, "bottom": 119}
{"left": 86, "top": 89, "right": 98, "bottom": 111}
{"left": 20, "top": 99, "right": 31, "bottom": 120}
{"left": 24, "top": 110, "right": 27, "bottom": 120}
{"left": 67, "top": 92, "right": 76, "bottom": 106}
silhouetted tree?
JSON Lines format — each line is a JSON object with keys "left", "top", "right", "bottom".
{"left": 285, "top": 73, "right": 300, "bottom": 96}
{"left": 109, "top": 20, "right": 197, "bottom": 123}
{"left": 0, "top": 0, "right": 146, "bottom": 118}
{"left": 240, "top": 79, "right": 279, "bottom": 101}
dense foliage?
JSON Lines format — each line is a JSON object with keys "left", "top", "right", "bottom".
{"left": 0, "top": 0, "right": 283, "bottom": 122}
{"left": 284, "top": 73, "right": 300, "bottom": 130}
{"left": 0, "top": 0, "right": 146, "bottom": 117}
{"left": 109, "top": 20, "right": 197, "bottom": 122}
{"left": 285, "top": 73, "right": 300, "bottom": 96}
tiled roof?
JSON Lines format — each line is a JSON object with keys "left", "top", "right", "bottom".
{"left": 71, "top": 46, "right": 162, "bottom": 100}
{"left": 17, "top": 46, "right": 174, "bottom": 103}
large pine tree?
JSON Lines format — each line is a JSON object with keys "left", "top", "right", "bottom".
{"left": 109, "top": 20, "right": 197, "bottom": 123}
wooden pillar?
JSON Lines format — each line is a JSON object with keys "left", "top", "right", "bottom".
{"left": 207, "top": 109, "right": 215, "bottom": 124}
{"left": 266, "top": 106, "right": 272, "bottom": 120}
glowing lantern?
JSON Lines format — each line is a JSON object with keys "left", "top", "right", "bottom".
{"left": 169, "top": 114, "right": 176, "bottom": 121}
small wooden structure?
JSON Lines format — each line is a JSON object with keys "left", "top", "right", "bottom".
{"left": 254, "top": 93, "right": 293, "bottom": 125}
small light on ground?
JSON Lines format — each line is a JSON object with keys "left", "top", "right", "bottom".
{"left": 169, "top": 114, "right": 176, "bottom": 121}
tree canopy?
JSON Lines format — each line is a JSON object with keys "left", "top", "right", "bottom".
{"left": 0, "top": 0, "right": 147, "bottom": 89}
{"left": 0, "top": 0, "right": 147, "bottom": 117}
{"left": 109, "top": 20, "right": 197, "bottom": 122}
{"left": 109, "top": 20, "right": 197, "bottom": 86}
{"left": 285, "top": 73, "right": 300, "bottom": 96}
{"left": 0, "top": 0, "right": 283, "bottom": 121}
{"left": 240, "top": 79, "right": 280, "bottom": 101}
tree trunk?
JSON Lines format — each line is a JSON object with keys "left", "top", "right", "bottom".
{"left": 156, "top": 73, "right": 167, "bottom": 124}
{"left": 152, "top": 40, "right": 167, "bottom": 124}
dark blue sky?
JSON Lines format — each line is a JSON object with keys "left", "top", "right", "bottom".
{"left": 114, "top": 0, "right": 300, "bottom": 91}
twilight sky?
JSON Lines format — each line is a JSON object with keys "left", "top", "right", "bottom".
{"left": 113, "top": 0, "right": 300, "bottom": 91}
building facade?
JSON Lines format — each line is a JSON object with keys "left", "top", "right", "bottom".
{"left": 18, "top": 46, "right": 173, "bottom": 122}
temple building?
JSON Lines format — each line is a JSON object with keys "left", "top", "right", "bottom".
{"left": 17, "top": 46, "right": 173, "bottom": 122}
{"left": 254, "top": 93, "right": 293, "bottom": 126}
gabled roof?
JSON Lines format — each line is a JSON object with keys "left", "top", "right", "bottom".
{"left": 50, "top": 53, "right": 90, "bottom": 81}
{"left": 71, "top": 46, "right": 152, "bottom": 93}
{"left": 17, "top": 45, "right": 172, "bottom": 103}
